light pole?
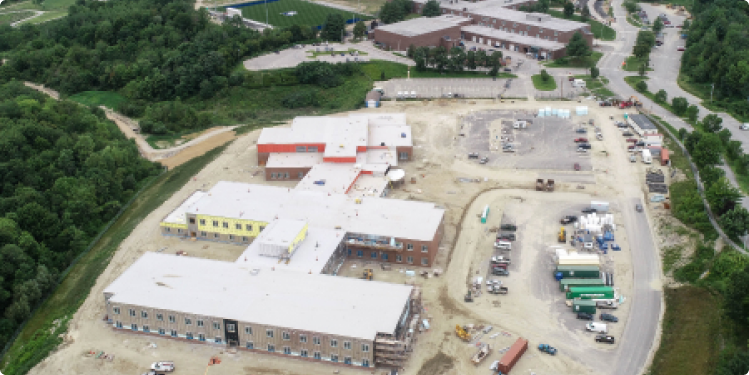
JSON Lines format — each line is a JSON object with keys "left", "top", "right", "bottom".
{"left": 265, "top": 0, "right": 269, "bottom": 26}
{"left": 710, "top": 83, "right": 714, "bottom": 103}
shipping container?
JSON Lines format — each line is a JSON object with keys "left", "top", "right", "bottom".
{"left": 560, "top": 278, "right": 605, "bottom": 292}
{"left": 566, "top": 286, "right": 615, "bottom": 300}
{"left": 498, "top": 337, "right": 528, "bottom": 374}
{"left": 572, "top": 299, "right": 597, "bottom": 314}
{"left": 591, "top": 201, "right": 610, "bottom": 212}
{"left": 555, "top": 265, "right": 600, "bottom": 278}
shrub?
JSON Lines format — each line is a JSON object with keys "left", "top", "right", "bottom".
{"left": 636, "top": 80, "right": 647, "bottom": 92}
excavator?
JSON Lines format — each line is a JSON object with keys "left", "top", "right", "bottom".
{"left": 558, "top": 227, "right": 566, "bottom": 243}
{"left": 455, "top": 325, "right": 472, "bottom": 342}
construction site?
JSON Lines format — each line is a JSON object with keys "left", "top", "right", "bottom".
{"left": 30, "top": 97, "right": 667, "bottom": 375}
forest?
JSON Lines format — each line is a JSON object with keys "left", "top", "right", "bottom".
{"left": 0, "top": 0, "right": 338, "bottom": 135}
{"left": 0, "top": 80, "right": 160, "bottom": 350}
{"left": 680, "top": 0, "right": 749, "bottom": 119}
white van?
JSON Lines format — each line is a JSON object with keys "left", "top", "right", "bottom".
{"left": 586, "top": 322, "right": 608, "bottom": 333}
{"left": 572, "top": 79, "right": 586, "bottom": 88}
{"left": 494, "top": 240, "right": 512, "bottom": 250}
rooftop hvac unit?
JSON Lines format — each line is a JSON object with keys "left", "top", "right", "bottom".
{"left": 401, "top": 133, "right": 407, "bottom": 138}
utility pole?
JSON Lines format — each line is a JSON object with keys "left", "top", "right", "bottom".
{"left": 265, "top": 0, "right": 269, "bottom": 26}
{"left": 710, "top": 83, "right": 714, "bottom": 103}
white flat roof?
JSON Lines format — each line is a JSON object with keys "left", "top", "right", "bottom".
{"left": 349, "top": 113, "right": 407, "bottom": 126}
{"left": 462, "top": 25, "right": 567, "bottom": 50}
{"left": 376, "top": 15, "right": 470, "bottom": 37}
{"left": 237, "top": 226, "right": 344, "bottom": 274}
{"left": 413, "top": 0, "right": 536, "bottom": 9}
{"left": 163, "top": 191, "right": 206, "bottom": 224}
{"left": 170, "top": 181, "right": 444, "bottom": 241}
{"left": 258, "top": 219, "right": 307, "bottom": 248}
{"left": 347, "top": 175, "right": 390, "bottom": 199}
{"left": 362, "top": 149, "right": 398, "bottom": 166}
{"left": 295, "top": 164, "right": 362, "bottom": 195}
{"left": 106, "top": 253, "right": 412, "bottom": 340}
{"left": 266, "top": 153, "right": 324, "bottom": 168}
{"left": 368, "top": 124, "right": 412, "bottom": 147}
{"left": 258, "top": 116, "right": 368, "bottom": 155}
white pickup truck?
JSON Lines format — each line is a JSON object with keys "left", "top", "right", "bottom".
{"left": 740, "top": 124, "right": 749, "bottom": 131}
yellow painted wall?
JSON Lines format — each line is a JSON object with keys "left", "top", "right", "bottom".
{"left": 287, "top": 223, "right": 309, "bottom": 253}
{"left": 161, "top": 222, "right": 188, "bottom": 230}
{"left": 196, "top": 215, "right": 268, "bottom": 237}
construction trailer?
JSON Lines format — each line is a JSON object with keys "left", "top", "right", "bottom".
{"left": 560, "top": 278, "right": 606, "bottom": 292}
{"left": 565, "top": 286, "right": 615, "bottom": 300}
{"left": 572, "top": 299, "right": 597, "bottom": 314}
{"left": 555, "top": 265, "right": 601, "bottom": 278}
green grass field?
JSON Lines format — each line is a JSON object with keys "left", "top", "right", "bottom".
{"left": 363, "top": 60, "right": 517, "bottom": 80}
{"left": 623, "top": 56, "right": 654, "bottom": 72}
{"left": 0, "top": 11, "right": 35, "bottom": 25}
{"left": 237, "top": 0, "right": 370, "bottom": 27}
{"left": 68, "top": 91, "right": 128, "bottom": 110}
{"left": 531, "top": 74, "right": 557, "bottom": 91}
{"left": 574, "top": 74, "right": 615, "bottom": 98}
{"left": 543, "top": 51, "right": 603, "bottom": 68}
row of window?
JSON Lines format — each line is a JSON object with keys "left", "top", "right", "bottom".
{"left": 244, "top": 343, "right": 369, "bottom": 366}
{"left": 351, "top": 250, "right": 429, "bottom": 265}
{"left": 195, "top": 219, "right": 264, "bottom": 232}
{"left": 270, "top": 172, "right": 304, "bottom": 180}
{"left": 197, "top": 232, "right": 251, "bottom": 242}
{"left": 436, "top": 7, "right": 563, "bottom": 36}
{"left": 295, "top": 146, "right": 319, "bottom": 153}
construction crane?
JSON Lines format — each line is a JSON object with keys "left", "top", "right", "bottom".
{"left": 455, "top": 325, "right": 471, "bottom": 342}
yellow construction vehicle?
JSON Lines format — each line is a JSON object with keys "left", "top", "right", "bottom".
{"left": 558, "top": 227, "right": 566, "bottom": 243}
{"left": 456, "top": 325, "right": 471, "bottom": 342}
{"left": 362, "top": 269, "right": 373, "bottom": 281}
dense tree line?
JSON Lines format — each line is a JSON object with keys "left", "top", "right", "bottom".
{"left": 411, "top": 46, "right": 503, "bottom": 76}
{"left": 378, "top": 0, "right": 413, "bottom": 24}
{"left": 681, "top": 0, "right": 749, "bottom": 119}
{"left": 0, "top": 0, "right": 326, "bottom": 134}
{"left": 0, "top": 81, "right": 160, "bottom": 348}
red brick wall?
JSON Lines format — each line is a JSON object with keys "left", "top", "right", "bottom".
{"left": 346, "top": 216, "right": 444, "bottom": 267}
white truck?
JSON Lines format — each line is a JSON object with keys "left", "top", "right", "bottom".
{"left": 572, "top": 79, "right": 586, "bottom": 88}
{"left": 586, "top": 322, "right": 608, "bottom": 334}
{"left": 641, "top": 149, "right": 652, "bottom": 164}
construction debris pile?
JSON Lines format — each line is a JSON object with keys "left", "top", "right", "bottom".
{"left": 646, "top": 169, "right": 668, "bottom": 193}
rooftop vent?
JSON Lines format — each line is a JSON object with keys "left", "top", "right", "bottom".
{"left": 381, "top": 142, "right": 386, "bottom": 146}
{"left": 401, "top": 132, "right": 407, "bottom": 138}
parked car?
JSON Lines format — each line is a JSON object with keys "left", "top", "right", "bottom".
{"left": 617, "top": 123, "right": 629, "bottom": 128}
{"left": 740, "top": 124, "right": 749, "bottom": 131}
{"left": 504, "top": 67, "right": 512, "bottom": 72}
{"left": 468, "top": 153, "right": 479, "bottom": 159}
{"left": 626, "top": 138, "right": 638, "bottom": 143}
{"left": 497, "top": 233, "right": 516, "bottom": 241}
{"left": 479, "top": 157, "right": 489, "bottom": 164}
{"left": 595, "top": 335, "right": 615, "bottom": 344}
{"left": 622, "top": 132, "right": 634, "bottom": 136}
{"left": 560, "top": 215, "right": 578, "bottom": 224}
{"left": 492, "top": 268, "right": 510, "bottom": 276}
{"left": 576, "top": 128, "right": 587, "bottom": 133}
{"left": 151, "top": 362, "right": 175, "bottom": 372}
{"left": 576, "top": 312, "right": 593, "bottom": 320}
{"left": 578, "top": 143, "right": 592, "bottom": 149}
{"left": 574, "top": 163, "right": 581, "bottom": 171}
{"left": 677, "top": 46, "right": 685, "bottom": 51}
{"left": 636, "top": 203, "right": 643, "bottom": 212}
{"left": 491, "top": 256, "right": 511, "bottom": 264}
{"left": 574, "top": 138, "right": 588, "bottom": 143}
{"left": 600, "top": 313, "right": 619, "bottom": 322}
{"left": 500, "top": 224, "right": 517, "bottom": 231}
{"left": 582, "top": 208, "right": 597, "bottom": 214}
{"left": 635, "top": 141, "right": 645, "bottom": 147}
{"left": 492, "top": 263, "right": 509, "bottom": 270}
{"left": 577, "top": 148, "right": 589, "bottom": 153}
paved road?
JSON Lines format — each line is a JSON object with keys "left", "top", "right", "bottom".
{"left": 613, "top": 196, "right": 662, "bottom": 375}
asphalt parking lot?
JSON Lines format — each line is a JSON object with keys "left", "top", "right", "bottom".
{"left": 458, "top": 109, "right": 594, "bottom": 171}
{"left": 377, "top": 78, "right": 529, "bottom": 99}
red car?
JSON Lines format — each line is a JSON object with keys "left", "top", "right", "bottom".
{"left": 574, "top": 163, "right": 581, "bottom": 171}
{"left": 677, "top": 46, "right": 685, "bottom": 51}
{"left": 626, "top": 138, "right": 638, "bottom": 143}
{"left": 575, "top": 138, "right": 588, "bottom": 142}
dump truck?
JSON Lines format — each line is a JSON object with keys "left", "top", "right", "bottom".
{"left": 546, "top": 179, "right": 555, "bottom": 192}
{"left": 456, "top": 325, "right": 471, "bottom": 341}
{"left": 498, "top": 337, "right": 528, "bottom": 374}
{"left": 558, "top": 227, "right": 566, "bottom": 243}
{"left": 536, "top": 178, "right": 545, "bottom": 191}
{"left": 471, "top": 344, "right": 492, "bottom": 365}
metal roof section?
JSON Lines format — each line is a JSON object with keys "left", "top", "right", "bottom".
{"left": 469, "top": 9, "right": 590, "bottom": 32}
{"left": 629, "top": 114, "right": 657, "bottom": 130}
{"left": 106, "top": 253, "right": 413, "bottom": 340}
{"left": 462, "top": 25, "right": 567, "bottom": 50}
{"left": 163, "top": 191, "right": 207, "bottom": 224}
{"left": 266, "top": 153, "right": 324, "bottom": 168}
{"left": 412, "top": 0, "right": 537, "bottom": 9}
{"left": 376, "top": 15, "right": 471, "bottom": 37}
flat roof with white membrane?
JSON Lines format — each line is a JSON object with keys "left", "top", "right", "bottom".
{"left": 163, "top": 191, "right": 206, "bottom": 224}
{"left": 106, "top": 253, "right": 413, "bottom": 340}
{"left": 295, "top": 164, "right": 363, "bottom": 195}
{"left": 266, "top": 153, "right": 324, "bottom": 168}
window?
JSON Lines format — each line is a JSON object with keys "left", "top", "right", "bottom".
{"left": 527, "top": 25, "right": 531, "bottom": 30}
{"left": 214, "top": 233, "right": 219, "bottom": 238}
{"left": 141, "top": 311, "right": 148, "bottom": 319}
{"left": 129, "top": 309, "right": 135, "bottom": 317}
{"left": 296, "top": 146, "right": 307, "bottom": 152}
{"left": 422, "top": 245, "right": 428, "bottom": 253}
{"left": 381, "top": 253, "right": 388, "bottom": 260}
{"left": 200, "top": 219, "right": 206, "bottom": 225}
{"left": 344, "top": 357, "right": 352, "bottom": 365}
{"left": 371, "top": 252, "right": 377, "bottom": 259}
{"left": 177, "top": 229, "right": 183, "bottom": 234}
{"left": 314, "top": 352, "right": 322, "bottom": 360}
{"left": 300, "top": 335, "right": 307, "bottom": 343}
{"left": 283, "top": 332, "right": 290, "bottom": 340}
{"left": 396, "top": 255, "right": 402, "bottom": 262}
{"left": 165, "top": 227, "right": 171, "bottom": 232}
{"left": 235, "top": 223, "right": 241, "bottom": 230}
{"left": 242, "top": 236, "right": 248, "bottom": 242}
{"left": 301, "top": 349, "right": 309, "bottom": 357}
{"left": 222, "top": 222, "right": 228, "bottom": 229}
{"left": 143, "top": 325, "right": 150, "bottom": 332}
{"left": 362, "top": 359, "right": 370, "bottom": 367}
{"left": 331, "top": 355, "right": 339, "bottom": 362}
{"left": 357, "top": 250, "right": 363, "bottom": 257}
{"left": 158, "top": 328, "right": 165, "bottom": 335}
{"left": 331, "top": 339, "right": 338, "bottom": 348}
{"left": 189, "top": 218, "right": 195, "bottom": 224}
{"left": 308, "top": 146, "right": 318, "bottom": 152}
{"left": 271, "top": 173, "right": 277, "bottom": 179}
{"left": 185, "top": 318, "right": 192, "bottom": 325}
{"left": 362, "top": 344, "right": 370, "bottom": 352}
{"left": 197, "top": 320, "right": 204, "bottom": 327}
{"left": 399, "top": 152, "right": 409, "bottom": 160}
{"left": 169, "top": 315, "right": 175, "bottom": 323}
{"left": 554, "top": 31, "right": 559, "bottom": 36}
{"left": 259, "top": 226, "right": 265, "bottom": 231}
{"left": 283, "top": 346, "right": 291, "bottom": 354}
{"left": 313, "top": 336, "right": 321, "bottom": 345}
{"left": 227, "top": 324, "right": 235, "bottom": 333}
{"left": 115, "top": 321, "right": 123, "bottom": 328}
{"left": 213, "top": 322, "right": 221, "bottom": 330}
{"left": 407, "top": 243, "right": 413, "bottom": 251}
{"left": 246, "top": 341, "right": 254, "bottom": 349}
{"left": 298, "top": 172, "right": 304, "bottom": 179}
{"left": 268, "top": 344, "right": 275, "bottom": 352}
{"left": 407, "top": 256, "right": 413, "bottom": 264}
{"left": 245, "top": 224, "right": 253, "bottom": 231}
{"left": 113, "top": 307, "right": 120, "bottom": 315}
{"left": 186, "top": 332, "right": 193, "bottom": 339}
{"left": 229, "top": 235, "right": 234, "bottom": 241}
{"left": 245, "top": 326, "right": 252, "bottom": 335}
{"left": 267, "top": 329, "right": 274, "bottom": 338}
{"left": 170, "top": 330, "right": 177, "bottom": 337}
{"left": 284, "top": 173, "right": 289, "bottom": 179}
{"left": 131, "top": 324, "right": 138, "bottom": 331}
{"left": 212, "top": 221, "right": 219, "bottom": 227}
{"left": 422, "top": 258, "right": 429, "bottom": 266}
{"left": 199, "top": 333, "right": 206, "bottom": 341}
{"left": 200, "top": 231, "right": 206, "bottom": 237}
{"left": 215, "top": 337, "right": 222, "bottom": 343}
{"left": 344, "top": 341, "right": 351, "bottom": 350}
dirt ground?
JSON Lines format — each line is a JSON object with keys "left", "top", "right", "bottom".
{"left": 29, "top": 98, "right": 664, "bottom": 375}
